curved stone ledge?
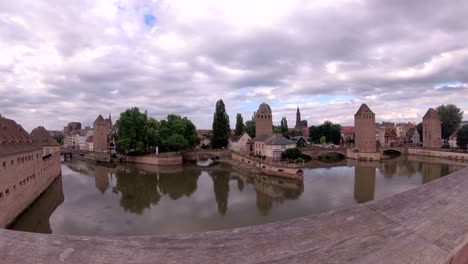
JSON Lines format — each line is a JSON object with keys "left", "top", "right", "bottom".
{"left": 2, "top": 168, "right": 468, "bottom": 264}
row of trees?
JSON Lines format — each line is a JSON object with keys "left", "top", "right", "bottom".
{"left": 115, "top": 107, "right": 198, "bottom": 154}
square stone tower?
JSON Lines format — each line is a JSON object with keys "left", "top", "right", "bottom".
{"left": 354, "top": 104, "right": 376, "bottom": 153}
{"left": 93, "top": 114, "right": 112, "bottom": 152}
{"left": 255, "top": 103, "right": 273, "bottom": 138}
{"left": 423, "top": 108, "right": 442, "bottom": 148}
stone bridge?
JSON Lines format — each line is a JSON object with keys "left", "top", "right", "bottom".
{"left": 2, "top": 167, "right": 468, "bottom": 263}
{"left": 182, "top": 149, "right": 232, "bottom": 161}
{"left": 301, "top": 147, "right": 347, "bottom": 159}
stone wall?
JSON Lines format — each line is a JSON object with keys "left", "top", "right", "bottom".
{"left": 125, "top": 155, "right": 183, "bottom": 166}
{"left": 182, "top": 150, "right": 232, "bottom": 161}
{"left": 408, "top": 148, "right": 468, "bottom": 161}
{"left": 232, "top": 152, "right": 303, "bottom": 179}
{"left": 0, "top": 151, "right": 61, "bottom": 228}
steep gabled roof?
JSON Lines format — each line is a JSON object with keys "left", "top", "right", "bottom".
{"left": 0, "top": 118, "right": 41, "bottom": 156}
{"left": 265, "top": 134, "right": 295, "bottom": 145}
{"left": 94, "top": 114, "right": 105, "bottom": 123}
{"left": 423, "top": 108, "right": 440, "bottom": 119}
{"left": 30, "top": 126, "right": 60, "bottom": 147}
{"left": 355, "top": 104, "right": 374, "bottom": 116}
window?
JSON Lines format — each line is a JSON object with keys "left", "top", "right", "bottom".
{"left": 2, "top": 162, "right": 5, "bottom": 168}
{"left": 5, "top": 189, "right": 9, "bottom": 195}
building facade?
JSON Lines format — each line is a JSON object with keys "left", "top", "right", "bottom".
{"left": 228, "top": 133, "right": 252, "bottom": 153}
{"left": 423, "top": 108, "right": 442, "bottom": 148}
{"left": 354, "top": 104, "right": 377, "bottom": 153}
{"left": 0, "top": 118, "right": 61, "bottom": 228}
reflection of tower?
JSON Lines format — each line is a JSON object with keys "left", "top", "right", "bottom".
{"left": 256, "top": 191, "right": 273, "bottom": 216}
{"left": 354, "top": 166, "right": 376, "bottom": 203}
{"left": 95, "top": 166, "right": 110, "bottom": 194}
{"left": 421, "top": 163, "right": 442, "bottom": 184}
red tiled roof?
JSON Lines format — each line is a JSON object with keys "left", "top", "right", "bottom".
{"left": 0, "top": 118, "right": 41, "bottom": 156}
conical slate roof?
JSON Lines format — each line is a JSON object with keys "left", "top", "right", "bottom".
{"left": 355, "top": 104, "right": 374, "bottom": 116}
{"left": 423, "top": 108, "right": 440, "bottom": 119}
{"left": 94, "top": 114, "right": 105, "bottom": 123}
{"left": 257, "top": 103, "right": 272, "bottom": 115}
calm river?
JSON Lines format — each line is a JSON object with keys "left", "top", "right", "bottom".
{"left": 10, "top": 156, "right": 467, "bottom": 236}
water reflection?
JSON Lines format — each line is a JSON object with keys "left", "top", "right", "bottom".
{"left": 113, "top": 167, "right": 161, "bottom": 215}
{"left": 10, "top": 156, "right": 468, "bottom": 236}
{"left": 9, "top": 176, "right": 64, "bottom": 234}
{"left": 354, "top": 166, "right": 375, "bottom": 203}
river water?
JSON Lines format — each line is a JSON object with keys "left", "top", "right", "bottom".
{"left": 9, "top": 156, "right": 467, "bottom": 236}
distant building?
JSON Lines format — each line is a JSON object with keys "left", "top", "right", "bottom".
{"left": 384, "top": 127, "right": 398, "bottom": 147}
{"left": 290, "top": 136, "right": 308, "bottom": 148}
{"left": 196, "top": 129, "right": 211, "bottom": 148}
{"left": 93, "top": 114, "right": 112, "bottom": 152}
{"left": 403, "top": 127, "right": 421, "bottom": 146}
{"left": 77, "top": 127, "right": 91, "bottom": 150}
{"left": 341, "top": 126, "right": 355, "bottom": 144}
{"left": 294, "top": 106, "right": 309, "bottom": 137}
{"left": 63, "top": 122, "right": 81, "bottom": 148}
{"left": 423, "top": 108, "right": 442, "bottom": 148}
{"left": 354, "top": 104, "right": 376, "bottom": 153}
{"left": 30, "top": 126, "right": 61, "bottom": 155}
{"left": 228, "top": 132, "right": 251, "bottom": 153}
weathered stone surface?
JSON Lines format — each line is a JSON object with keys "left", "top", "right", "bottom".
{"left": 2, "top": 168, "right": 468, "bottom": 263}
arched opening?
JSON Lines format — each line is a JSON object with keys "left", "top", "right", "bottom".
{"left": 382, "top": 149, "right": 402, "bottom": 157}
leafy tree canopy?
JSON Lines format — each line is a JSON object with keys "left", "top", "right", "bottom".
{"left": 436, "top": 104, "right": 464, "bottom": 140}
{"left": 235, "top": 113, "right": 244, "bottom": 136}
{"left": 457, "top": 125, "right": 468, "bottom": 150}
{"left": 211, "top": 99, "right": 231, "bottom": 148}
{"left": 115, "top": 108, "right": 197, "bottom": 154}
{"left": 244, "top": 120, "right": 255, "bottom": 138}
{"left": 309, "top": 121, "right": 342, "bottom": 145}
{"left": 282, "top": 148, "right": 302, "bottom": 160}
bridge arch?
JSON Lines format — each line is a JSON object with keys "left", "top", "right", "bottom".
{"left": 382, "top": 149, "right": 402, "bottom": 156}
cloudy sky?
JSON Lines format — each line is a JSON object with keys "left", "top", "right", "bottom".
{"left": 1, "top": 0, "right": 467, "bottom": 131}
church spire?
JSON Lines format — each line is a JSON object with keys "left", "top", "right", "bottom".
{"left": 296, "top": 106, "right": 301, "bottom": 126}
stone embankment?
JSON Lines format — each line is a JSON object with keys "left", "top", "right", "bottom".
{"left": 2, "top": 167, "right": 468, "bottom": 263}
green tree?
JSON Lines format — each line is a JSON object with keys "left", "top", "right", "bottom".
{"left": 280, "top": 117, "right": 288, "bottom": 134}
{"left": 416, "top": 122, "right": 423, "bottom": 143}
{"left": 281, "top": 148, "right": 302, "bottom": 160}
{"left": 245, "top": 120, "right": 255, "bottom": 138}
{"left": 115, "top": 107, "right": 152, "bottom": 154}
{"left": 457, "top": 125, "right": 468, "bottom": 150}
{"left": 309, "top": 121, "right": 342, "bottom": 145}
{"left": 235, "top": 113, "right": 244, "bottom": 136}
{"left": 436, "top": 104, "right": 464, "bottom": 142}
{"left": 159, "top": 114, "right": 198, "bottom": 152}
{"left": 211, "top": 99, "right": 231, "bottom": 148}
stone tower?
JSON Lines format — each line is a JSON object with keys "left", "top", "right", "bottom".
{"left": 354, "top": 104, "right": 376, "bottom": 153}
{"left": 255, "top": 103, "right": 273, "bottom": 138}
{"left": 93, "top": 114, "right": 112, "bottom": 152}
{"left": 423, "top": 108, "right": 442, "bottom": 148}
